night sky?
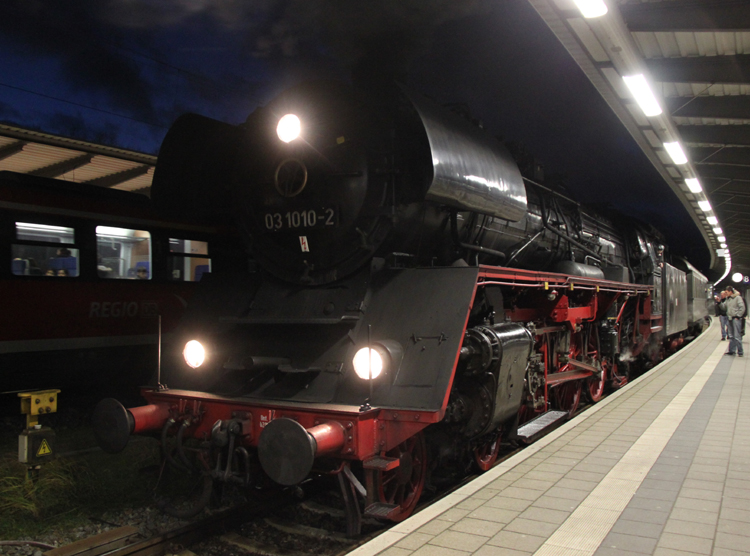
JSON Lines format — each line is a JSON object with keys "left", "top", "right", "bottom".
{"left": 0, "top": 0, "right": 710, "bottom": 272}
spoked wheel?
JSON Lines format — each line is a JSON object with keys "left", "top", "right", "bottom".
{"left": 551, "top": 380, "right": 582, "bottom": 418}
{"left": 473, "top": 433, "right": 501, "bottom": 472}
{"left": 584, "top": 326, "right": 606, "bottom": 403}
{"left": 375, "top": 432, "right": 427, "bottom": 522}
{"left": 587, "top": 365, "right": 606, "bottom": 403}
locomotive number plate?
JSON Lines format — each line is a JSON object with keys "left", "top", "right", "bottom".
{"left": 263, "top": 207, "right": 337, "bottom": 231}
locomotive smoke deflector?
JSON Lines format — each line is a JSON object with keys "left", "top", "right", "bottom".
{"left": 402, "top": 87, "right": 528, "bottom": 222}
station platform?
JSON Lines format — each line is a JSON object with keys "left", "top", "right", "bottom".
{"left": 350, "top": 320, "right": 749, "bottom": 556}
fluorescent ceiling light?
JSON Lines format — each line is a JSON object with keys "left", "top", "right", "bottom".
{"left": 685, "top": 178, "right": 702, "bottom": 193}
{"left": 16, "top": 222, "right": 72, "bottom": 233}
{"left": 622, "top": 74, "right": 662, "bottom": 117}
{"left": 572, "top": 0, "right": 608, "bottom": 17}
{"left": 664, "top": 141, "right": 688, "bottom": 165}
{"left": 713, "top": 227, "right": 722, "bottom": 234}
{"left": 722, "top": 243, "right": 728, "bottom": 248}
{"left": 698, "top": 200, "right": 711, "bottom": 212}
{"left": 707, "top": 216, "right": 718, "bottom": 225}
{"left": 718, "top": 236, "right": 726, "bottom": 242}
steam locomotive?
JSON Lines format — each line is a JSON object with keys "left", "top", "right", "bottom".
{"left": 94, "top": 80, "right": 710, "bottom": 534}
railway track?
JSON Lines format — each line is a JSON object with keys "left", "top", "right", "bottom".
{"left": 40, "top": 391, "right": 605, "bottom": 556}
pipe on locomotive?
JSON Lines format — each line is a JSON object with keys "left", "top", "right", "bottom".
{"left": 92, "top": 399, "right": 171, "bottom": 454}
{"left": 92, "top": 398, "right": 347, "bottom": 486}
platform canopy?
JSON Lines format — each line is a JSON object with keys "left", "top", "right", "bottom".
{"left": 527, "top": 0, "right": 750, "bottom": 276}
{"left": 0, "top": 123, "right": 156, "bottom": 194}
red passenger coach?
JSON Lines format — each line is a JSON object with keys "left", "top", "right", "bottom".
{"left": 1, "top": 171, "right": 237, "bottom": 394}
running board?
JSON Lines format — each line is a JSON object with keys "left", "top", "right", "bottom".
{"left": 364, "top": 502, "right": 400, "bottom": 520}
{"left": 516, "top": 410, "right": 568, "bottom": 444}
{"left": 363, "top": 456, "right": 400, "bottom": 471}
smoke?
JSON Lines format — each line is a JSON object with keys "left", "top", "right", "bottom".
{"left": 249, "top": 0, "right": 488, "bottom": 78}
{"left": 0, "top": 1, "right": 160, "bottom": 123}
{"left": 0, "top": 0, "right": 487, "bottom": 151}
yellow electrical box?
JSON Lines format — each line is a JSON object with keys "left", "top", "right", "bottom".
{"left": 18, "top": 389, "right": 60, "bottom": 427}
{"left": 18, "top": 390, "right": 60, "bottom": 468}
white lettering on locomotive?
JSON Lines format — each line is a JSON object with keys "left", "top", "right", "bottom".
{"left": 259, "top": 410, "right": 277, "bottom": 428}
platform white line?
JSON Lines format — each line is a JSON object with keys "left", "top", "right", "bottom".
{"left": 347, "top": 321, "right": 718, "bottom": 556}
{"left": 533, "top": 340, "right": 726, "bottom": 556}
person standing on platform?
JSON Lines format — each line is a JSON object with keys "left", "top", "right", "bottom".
{"left": 722, "top": 286, "right": 746, "bottom": 357}
{"left": 715, "top": 290, "right": 729, "bottom": 340}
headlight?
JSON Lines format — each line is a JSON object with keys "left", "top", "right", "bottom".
{"left": 183, "top": 340, "right": 206, "bottom": 369}
{"left": 277, "top": 114, "right": 301, "bottom": 143}
{"left": 352, "top": 347, "right": 383, "bottom": 380}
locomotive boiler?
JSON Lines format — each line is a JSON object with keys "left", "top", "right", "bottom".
{"left": 94, "top": 79, "right": 710, "bottom": 534}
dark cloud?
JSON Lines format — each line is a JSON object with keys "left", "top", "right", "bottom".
{"left": 249, "top": 0, "right": 488, "bottom": 77}
{"left": 0, "top": 1, "right": 160, "bottom": 123}
{"left": 0, "top": 100, "right": 23, "bottom": 123}
{"left": 45, "top": 112, "right": 119, "bottom": 146}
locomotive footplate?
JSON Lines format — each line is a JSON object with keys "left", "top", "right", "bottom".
{"left": 516, "top": 410, "right": 568, "bottom": 444}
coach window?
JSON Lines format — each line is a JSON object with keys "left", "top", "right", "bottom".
{"left": 168, "top": 239, "right": 211, "bottom": 281}
{"left": 12, "top": 222, "right": 79, "bottom": 277}
{"left": 96, "top": 226, "right": 151, "bottom": 279}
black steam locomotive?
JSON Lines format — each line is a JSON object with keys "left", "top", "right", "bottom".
{"left": 95, "top": 80, "right": 710, "bottom": 534}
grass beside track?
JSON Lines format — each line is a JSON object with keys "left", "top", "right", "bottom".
{"left": 0, "top": 409, "right": 162, "bottom": 540}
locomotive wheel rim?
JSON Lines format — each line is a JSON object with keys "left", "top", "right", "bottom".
{"left": 585, "top": 326, "right": 605, "bottom": 403}
{"left": 552, "top": 380, "right": 582, "bottom": 418}
{"left": 376, "top": 432, "right": 427, "bottom": 522}
{"left": 587, "top": 367, "right": 606, "bottom": 403}
{"left": 473, "top": 434, "right": 501, "bottom": 472}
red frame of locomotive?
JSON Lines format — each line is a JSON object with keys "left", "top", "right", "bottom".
{"left": 130, "top": 265, "right": 656, "bottom": 466}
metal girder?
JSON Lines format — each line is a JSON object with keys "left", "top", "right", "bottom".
{"left": 648, "top": 55, "right": 750, "bottom": 84}
{"left": 703, "top": 178, "right": 750, "bottom": 196}
{"left": 680, "top": 125, "right": 750, "bottom": 147}
{"left": 83, "top": 165, "right": 151, "bottom": 188}
{"left": 29, "top": 154, "right": 93, "bottom": 178}
{"left": 667, "top": 95, "right": 750, "bottom": 120}
{"left": 689, "top": 146, "right": 750, "bottom": 165}
{"left": 621, "top": 0, "right": 750, "bottom": 32}
{"left": 713, "top": 197, "right": 750, "bottom": 208}
{"left": 697, "top": 164, "right": 750, "bottom": 181}
{"left": 0, "top": 140, "right": 26, "bottom": 161}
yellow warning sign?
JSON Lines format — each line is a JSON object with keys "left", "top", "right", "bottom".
{"left": 36, "top": 439, "right": 52, "bottom": 457}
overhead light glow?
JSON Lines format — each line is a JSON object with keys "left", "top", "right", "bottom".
{"left": 96, "top": 226, "right": 134, "bottom": 238}
{"left": 721, "top": 243, "right": 728, "bottom": 248}
{"left": 663, "top": 141, "right": 688, "bottom": 165}
{"left": 572, "top": 0, "right": 608, "bottom": 18}
{"left": 622, "top": 74, "right": 662, "bottom": 117}
{"left": 277, "top": 114, "right": 301, "bottom": 143}
{"left": 707, "top": 216, "right": 718, "bottom": 225}
{"left": 713, "top": 227, "right": 722, "bottom": 234}
{"left": 685, "top": 178, "right": 702, "bottom": 193}
{"left": 733, "top": 272, "right": 743, "bottom": 283}
{"left": 718, "top": 236, "right": 726, "bottom": 242}
{"left": 715, "top": 255, "right": 732, "bottom": 287}
{"left": 698, "top": 200, "right": 711, "bottom": 212}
